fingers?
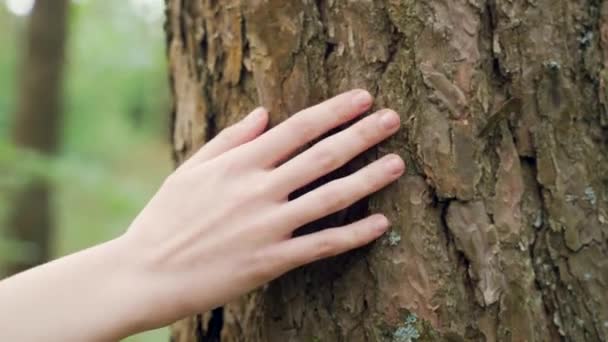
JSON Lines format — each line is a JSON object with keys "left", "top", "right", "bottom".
{"left": 270, "top": 109, "right": 400, "bottom": 194}
{"left": 180, "top": 107, "right": 268, "bottom": 168}
{"left": 239, "top": 89, "right": 373, "bottom": 167}
{"left": 280, "top": 154, "right": 405, "bottom": 230}
{"left": 257, "top": 214, "right": 389, "bottom": 276}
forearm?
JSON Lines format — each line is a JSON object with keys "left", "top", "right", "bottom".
{"left": 0, "top": 237, "right": 160, "bottom": 342}
{"left": 0, "top": 90, "right": 403, "bottom": 341}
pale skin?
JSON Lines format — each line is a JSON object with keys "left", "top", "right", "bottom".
{"left": 0, "top": 89, "right": 405, "bottom": 341}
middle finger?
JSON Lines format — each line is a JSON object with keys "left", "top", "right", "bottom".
{"left": 270, "top": 109, "right": 400, "bottom": 195}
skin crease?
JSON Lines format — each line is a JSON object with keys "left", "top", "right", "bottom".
{"left": 0, "top": 89, "right": 405, "bottom": 341}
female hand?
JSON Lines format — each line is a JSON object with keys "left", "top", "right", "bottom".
{"left": 126, "top": 89, "right": 404, "bottom": 327}
{"left": 0, "top": 89, "right": 404, "bottom": 342}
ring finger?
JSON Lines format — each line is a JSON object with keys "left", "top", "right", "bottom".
{"left": 279, "top": 154, "right": 405, "bottom": 232}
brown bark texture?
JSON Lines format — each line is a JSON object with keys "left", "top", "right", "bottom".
{"left": 7, "top": 0, "right": 69, "bottom": 275}
{"left": 166, "top": 1, "right": 608, "bottom": 341}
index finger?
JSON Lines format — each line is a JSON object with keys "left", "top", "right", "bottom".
{"left": 238, "top": 89, "right": 373, "bottom": 167}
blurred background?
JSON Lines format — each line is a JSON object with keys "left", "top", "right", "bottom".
{"left": 0, "top": 0, "right": 171, "bottom": 340}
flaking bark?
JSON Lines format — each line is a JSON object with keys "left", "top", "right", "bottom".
{"left": 166, "top": 1, "right": 608, "bottom": 341}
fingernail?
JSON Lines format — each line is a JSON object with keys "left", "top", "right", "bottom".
{"left": 379, "top": 110, "right": 400, "bottom": 130}
{"left": 374, "top": 215, "right": 390, "bottom": 233}
{"left": 245, "top": 107, "right": 266, "bottom": 123}
{"left": 353, "top": 90, "right": 373, "bottom": 108}
{"left": 386, "top": 155, "right": 405, "bottom": 175}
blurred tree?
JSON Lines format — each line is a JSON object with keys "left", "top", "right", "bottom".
{"left": 166, "top": 1, "right": 608, "bottom": 342}
{"left": 6, "top": 0, "right": 69, "bottom": 275}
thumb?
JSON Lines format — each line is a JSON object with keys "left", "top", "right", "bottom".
{"left": 181, "top": 107, "right": 269, "bottom": 168}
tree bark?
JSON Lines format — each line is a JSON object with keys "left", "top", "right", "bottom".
{"left": 7, "top": 0, "right": 69, "bottom": 275}
{"left": 166, "top": 1, "right": 608, "bottom": 341}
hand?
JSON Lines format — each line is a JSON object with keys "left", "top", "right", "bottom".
{"left": 125, "top": 89, "right": 404, "bottom": 327}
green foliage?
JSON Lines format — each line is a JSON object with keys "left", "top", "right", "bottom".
{"left": 0, "top": 1, "right": 170, "bottom": 340}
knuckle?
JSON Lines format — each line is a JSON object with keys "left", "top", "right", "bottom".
{"left": 336, "top": 104, "right": 355, "bottom": 122}
{"left": 216, "top": 126, "right": 237, "bottom": 144}
{"left": 322, "top": 187, "right": 349, "bottom": 212}
{"left": 336, "top": 109, "right": 350, "bottom": 122}
{"left": 363, "top": 171, "right": 383, "bottom": 192}
{"left": 317, "top": 189, "right": 334, "bottom": 208}
{"left": 292, "top": 117, "right": 316, "bottom": 144}
{"left": 251, "top": 179, "right": 272, "bottom": 197}
{"left": 249, "top": 249, "right": 280, "bottom": 282}
{"left": 314, "top": 147, "right": 339, "bottom": 171}
{"left": 314, "top": 237, "right": 338, "bottom": 260}
{"left": 349, "top": 226, "right": 367, "bottom": 245}
{"left": 353, "top": 121, "right": 376, "bottom": 144}
{"left": 359, "top": 182, "right": 378, "bottom": 199}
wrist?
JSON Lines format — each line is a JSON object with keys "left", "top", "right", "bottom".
{"left": 113, "top": 231, "right": 190, "bottom": 331}
{"left": 103, "top": 237, "right": 158, "bottom": 333}
{"left": 0, "top": 235, "right": 173, "bottom": 341}
{"left": 79, "top": 236, "right": 165, "bottom": 340}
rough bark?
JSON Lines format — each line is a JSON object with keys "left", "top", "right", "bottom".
{"left": 166, "top": 1, "right": 608, "bottom": 341}
{"left": 6, "top": 0, "right": 69, "bottom": 275}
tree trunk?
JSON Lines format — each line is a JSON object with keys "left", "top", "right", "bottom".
{"left": 166, "top": 1, "right": 608, "bottom": 341}
{"left": 7, "top": 0, "right": 69, "bottom": 275}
